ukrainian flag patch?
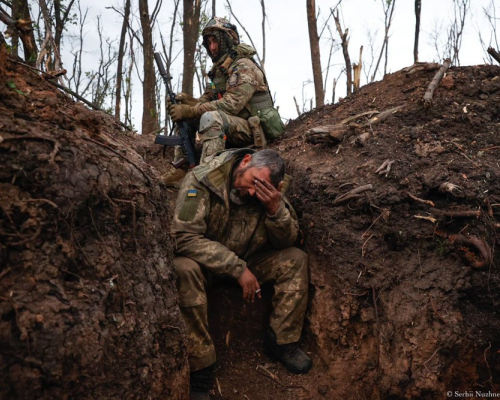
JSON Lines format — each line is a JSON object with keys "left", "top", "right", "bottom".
{"left": 187, "top": 189, "right": 198, "bottom": 197}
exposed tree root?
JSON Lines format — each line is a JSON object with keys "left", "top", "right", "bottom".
{"left": 333, "top": 184, "right": 374, "bottom": 205}
{"left": 449, "top": 234, "right": 492, "bottom": 270}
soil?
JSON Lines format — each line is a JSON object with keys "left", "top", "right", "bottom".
{"left": 1, "top": 46, "right": 500, "bottom": 400}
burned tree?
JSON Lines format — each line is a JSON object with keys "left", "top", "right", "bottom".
{"left": 114, "top": 0, "right": 131, "bottom": 120}
{"left": 334, "top": 10, "right": 352, "bottom": 96}
{"left": 0, "top": 0, "right": 37, "bottom": 64}
{"left": 371, "top": 0, "right": 396, "bottom": 82}
{"left": 138, "top": 0, "right": 159, "bottom": 135}
{"left": 306, "top": 0, "right": 324, "bottom": 108}
{"left": 182, "top": 0, "right": 201, "bottom": 96}
{"left": 414, "top": 0, "right": 421, "bottom": 63}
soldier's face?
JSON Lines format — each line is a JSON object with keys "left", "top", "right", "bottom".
{"left": 231, "top": 159, "right": 272, "bottom": 204}
{"left": 206, "top": 36, "right": 219, "bottom": 58}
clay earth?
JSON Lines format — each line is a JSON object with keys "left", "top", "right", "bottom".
{"left": 1, "top": 48, "right": 499, "bottom": 399}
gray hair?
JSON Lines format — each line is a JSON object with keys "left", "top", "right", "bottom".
{"left": 248, "top": 149, "right": 285, "bottom": 187}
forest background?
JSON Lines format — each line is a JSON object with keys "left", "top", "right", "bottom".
{"left": 0, "top": 0, "right": 499, "bottom": 136}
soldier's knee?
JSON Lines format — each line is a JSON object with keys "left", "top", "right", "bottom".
{"left": 173, "top": 257, "right": 207, "bottom": 307}
{"left": 281, "top": 247, "right": 308, "bottom": 282}
{"left": 173, "top": 257, "right": 203, "bottom": 281}
{"left": 199, "top": 111, "right": 223, "bottom": 133}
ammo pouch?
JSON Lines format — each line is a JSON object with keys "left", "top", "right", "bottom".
{"left": 249, "top": 92, "right": 285, "bottom": 141}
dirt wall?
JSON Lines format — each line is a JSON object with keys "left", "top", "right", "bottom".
{"left": 0, "top": 49, "right": 188, "bottom": 399}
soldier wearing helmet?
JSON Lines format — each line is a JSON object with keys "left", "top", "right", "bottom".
{"left": 165, "top": 17, "right": 284, "bottom": 186}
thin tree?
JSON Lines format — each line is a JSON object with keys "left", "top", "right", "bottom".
{"left": 225, "top": 0, "right": 264, "bottom": 69}
{"left": 114, "top": 0, "right": 131, "bottom": 120}
{"left": 414, "top": 0, "right": 421, "bottom": 63}
{"left": 259, "top": 0, "right": 266, "bottom": 68}
{"left": 38, "top": 0, "right": 64, "bottom": 72}
{"left": 54, "top": 0, "right": 76, "bottom": 59}
{"left": 371, "top": 0, "right": 396, "bottom": 82}
{"left": 306, "top": 0, "right": 324, "bottom": 108}
{"left": 68, "top": 0, "right": 91, "bottom": 97}
{"left": 478, "top": 0, "right": 499, "bottom": 64}
{"left": 138, "top": 0, "right": 160, "bottom": 135}
{"left": 334, "top": 9, "right": 352, "bottom": 96}
{"left": 182, "top": 0, "right": 201, "bottom": 96}
{"left": 446, "top": 0, "right": 470, "bottom": 66}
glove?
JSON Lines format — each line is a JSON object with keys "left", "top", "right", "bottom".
{"left": 169, "top": 104, "right": 195, "bottom": 122}
{"left": 175, "top": 92, "right": 199, "bottom": 106}
{"left": 167, "top": 92, "right": 199, "bottom": 108}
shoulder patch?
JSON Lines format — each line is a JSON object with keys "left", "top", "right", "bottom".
{"left": 228, "top": 72, "right": 239, "bottom": 87}
{"left": 179, "top": 189, "right": 202, "bottom": 221}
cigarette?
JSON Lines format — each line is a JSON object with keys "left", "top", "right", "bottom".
{"left": 255, "top": 289, "right": 261, "bottom": 294}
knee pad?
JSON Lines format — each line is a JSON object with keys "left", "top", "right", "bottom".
{"left": 199, "top": 111, "right": 220, "bottom": 133}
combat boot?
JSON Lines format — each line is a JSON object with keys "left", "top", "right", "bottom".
{"left": 189, "top": 364, "right": 214, "bottom": 400}
{"left": 160, "top": 167, "right": 187, "bottom": 188}
{"left": 264, "top": 328, "right": 312, "bottom": 374}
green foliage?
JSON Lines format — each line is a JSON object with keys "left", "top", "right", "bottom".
{"left": 434, "top": 238, "right": 450, "bottom": 258}
{"left": 7, "top": 80, "right": 27, "bottom": 96}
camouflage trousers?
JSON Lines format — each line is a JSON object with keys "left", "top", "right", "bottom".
{"left": 173, "top": 247, "right": 308, "bottom": 371}
{"left": 198, "top": 110, "right": 254, "bottom": 164}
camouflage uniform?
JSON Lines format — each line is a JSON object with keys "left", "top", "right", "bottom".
{"left": 189, "top": 18, "right": 273, "bottom": 163}
{"left": 172, "top": 149, "right": 308, "bottom": 371}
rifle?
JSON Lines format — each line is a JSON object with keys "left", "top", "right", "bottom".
{"left": 153, "top": 52, "right": 198, "bottom": 168}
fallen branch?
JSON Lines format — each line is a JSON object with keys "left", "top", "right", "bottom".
{"left": 414, "top": 214, "right": 437, "bottom": 223}
{"left": 333, "top": 184, "right": 373, "bottom": 205}
{"left": 407, "top": 192, "right": 435, "bottom": 207}
{"left": 255, "top": 365, "right": 308, "bottom": 392}
{"left": 364, "top": 105, "right": 405, "bottom": 126}
{"left": 429, "top": 208, "right": 480, "bottom": 218}
{"left": 47, "top": 80, "right": 133, "bottom": 132}
{"left": 423, "top": 58, "right": 451, "bottom": 108}
{"left": 449, "top": 234, "right": 492, "bottom": 270}
{"left": 487, "top": 47, "right": 500, "bottom": 65}
{"left": 306, "top": 105, "right": 404, "bottom": 145}
{"left": 401, "top": 62, "right": 440, "bottom": 75}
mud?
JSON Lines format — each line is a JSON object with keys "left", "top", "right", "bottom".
{"left": 1, "top": 44, "right": 500, "bottom": 400}
{"left": 0, "top": 49, "right": 188, "bottom": 399}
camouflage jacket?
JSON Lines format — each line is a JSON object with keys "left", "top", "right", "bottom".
{"left": 194, "top": 44, "right": 269, "bottom": 119}
{"left": 172, "top": 149, "right": 299, "bottom": 280}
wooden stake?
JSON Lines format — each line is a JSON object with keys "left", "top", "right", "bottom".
{"left": 423, "top": 58, "right": 451, "bottom": 108}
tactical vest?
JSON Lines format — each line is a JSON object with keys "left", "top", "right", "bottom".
{"left": 208, "top": 58, "right": 274, "bottom": 118}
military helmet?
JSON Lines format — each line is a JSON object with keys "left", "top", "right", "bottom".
{"left": 202, "top": 17, "right": 239, "bottom": 61}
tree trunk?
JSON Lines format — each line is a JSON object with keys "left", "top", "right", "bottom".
{"left": 139, "top": 0, "right": 159, "bottom": 135}
{"left": 54, "top": 0, "right": 75, "bottom": 63}
{"left": 260, "top": 0, "right": 266, "bottom": 69}
{"left": 115, "top": 0, "right": 131, "bottom": 120}
{"left": 414, "top": 0, "right": 421, "bottom": 63}
{"left": 353, "top": 46, "right": 363, "bottom": 92}
{"left": 487, "top": 47, "right": 500, "bottom": 65}
{"left": 334, "top": 10, "right": 352, "bottom": 96}
{"left": 182, "top": 0, "right": 201, "bottom": 96}
{"left": 0, "top": 1, "right": 37, "bottom": 64}
{"left": 10, "top": 0, "right": 19, "bottom": 57}
{"left": 306, "top": 0, "right": 324, "bottom": 108}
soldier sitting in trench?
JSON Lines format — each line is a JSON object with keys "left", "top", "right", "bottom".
{"left": 172, "top": 148, "right": 312, "bottom": 399}
{"left": 163, "top": 17, "right": 284, "bottom": 186}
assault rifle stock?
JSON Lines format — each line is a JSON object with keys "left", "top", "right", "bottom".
{"left": 153, "top": 52, "right": 197, "bottom": 168}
